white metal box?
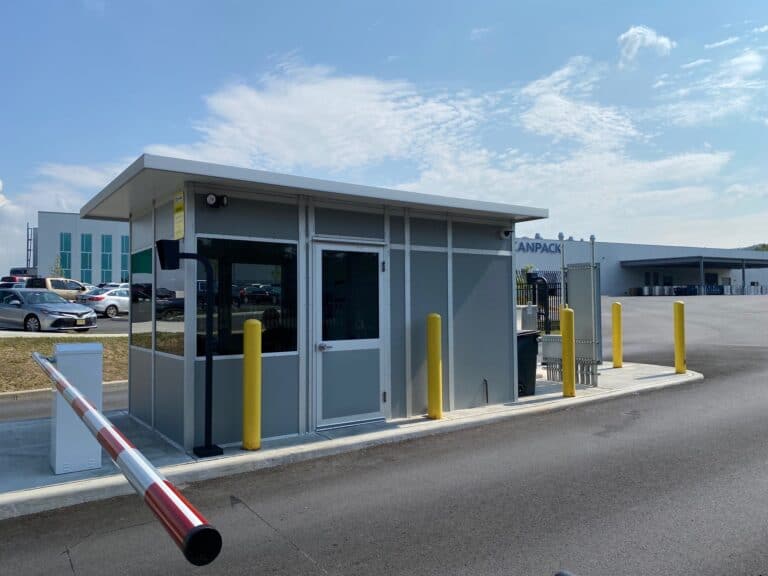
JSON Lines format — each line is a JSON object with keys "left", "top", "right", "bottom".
{"left": 50, "top": 343, "right": 103, "bottom": 474}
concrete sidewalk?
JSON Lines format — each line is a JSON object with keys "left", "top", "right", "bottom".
{"left": 0, "top": 362, "right": 702, "bottom": 520}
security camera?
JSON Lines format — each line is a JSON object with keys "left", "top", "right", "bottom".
{"left": 499, "top": 228, "right": 514, "bottom": 240}
{"left": 204, "top": 193, "right": 229, "bottom": 208}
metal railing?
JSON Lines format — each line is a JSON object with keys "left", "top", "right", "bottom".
{"left": 32, "top": 352, "right": 222, "bottom": 566}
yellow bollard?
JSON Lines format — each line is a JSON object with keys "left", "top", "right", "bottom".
{"left": 427, "top": 313, "right": 443, "bottom": 419}
{"left": 561, "top": 307, "right": 575, "bottom": 397}
{"left": 612, "top": 302, "right": 623, "bottom": 368}
{"left": 243, "top": 319, "right": 262, "bottom": 450}
{"left": 674, "top": 301, "right": 686, "bottom": 374}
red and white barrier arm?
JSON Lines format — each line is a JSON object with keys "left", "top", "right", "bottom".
{"left": 32, "top": 352, "right": 222, "bottom": 566}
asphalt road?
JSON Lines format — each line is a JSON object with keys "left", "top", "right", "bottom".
{"left": 1, "top": 296, "right": 767, "bottom": 575}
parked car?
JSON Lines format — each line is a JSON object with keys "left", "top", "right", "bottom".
{"left": 98, "top": 282, "right": 130, "bottom": 290}
{"left": 0, "top": 288, "right": 97, "bottom": 332}
{"left": 77, "top": 288, "right": 130, "bottom": 318}
{"left": 25, "top": 277, "right": 88, "bottom": 301}
{"left": 1, "top": 275, "right": 33, "bottom": 283}
{"left": 240, "top": 284, "right": 277, "bottom": 304}
{"left": 156, "top": 295, "right": 185, "bottom": 320}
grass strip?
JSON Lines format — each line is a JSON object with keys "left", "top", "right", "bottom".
{"left": 0, "top": 336, "right": 128, "bottom": 393}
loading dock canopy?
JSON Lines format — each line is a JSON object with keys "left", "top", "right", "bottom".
{"left": 620, "top": 256, "right": 768, "bottom": 270}
{"left": 80, "top": 154, "right": 548, "bottom": 223}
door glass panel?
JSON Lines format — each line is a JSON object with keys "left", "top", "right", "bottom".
{"left": 322, "top": 250, "right": 379, "bottom": 341}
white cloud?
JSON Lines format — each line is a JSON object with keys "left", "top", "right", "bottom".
{"left": 752, "top": 25, "right": 768, "bottom": 34}
{"left": 655, "top": 50, "right": 765, "bottom": 125}
{"left": 470, "top": 27, "right": 492, "bottom": 41}
{"left": 681, "top": 58, "right": 711, "bottom": 69}
{"left": 520, "top": 58, "right": 639, "bottom": 149}
{"left": 617, "top": 25, "right": 676, "bottom": 68}
{"left": 704, "top": 36, "right": 740, "bottom": 49}
{"left": 146, "top": 63, "right": 490, "bottom": 173}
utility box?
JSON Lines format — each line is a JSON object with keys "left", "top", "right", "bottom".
{"left": 50, "top": 343, "right": 103, "bottom": 475}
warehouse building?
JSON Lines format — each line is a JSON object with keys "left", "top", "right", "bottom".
{"left": 81, "top": 154, "right": 547, "bottom": 450}
{"left": 514, "top": 234, "right": 768, "bottom": 296}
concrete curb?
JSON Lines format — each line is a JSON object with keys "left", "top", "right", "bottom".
{"left": 0, "top": 381, "right": 127, "bottom": 401}
{"left": 0, "top": 367, "right": 703, "bottom": 521}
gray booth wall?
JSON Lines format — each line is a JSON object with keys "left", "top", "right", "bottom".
{"left": 128, "top": 191, "right": 518, "bottom": 444}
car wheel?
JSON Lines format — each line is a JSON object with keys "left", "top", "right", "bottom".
{"left": 24, "top": 315, "right": 41, "bottom": 332}
{"left": 105, "top": 305, "right": 118, "bottom": 318}
{"left": 75, "top": 328, "right": 90, "bottom": 333}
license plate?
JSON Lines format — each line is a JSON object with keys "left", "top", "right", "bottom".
{"left": 76, "top": 319, "right": 85, "bottom": 326}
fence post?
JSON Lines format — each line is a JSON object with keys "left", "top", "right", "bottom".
{"left": 243, "top": 319, "right": 262, "bottom": 450}
{"left": 612, "top": 302, "right": 623, "bottom": 368}
{"left": 427, "top": 313, "right": 443, "bottom": 419}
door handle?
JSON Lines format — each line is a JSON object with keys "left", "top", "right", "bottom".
{"left": 317, "top": 343, "right": 333, "bottom": 352}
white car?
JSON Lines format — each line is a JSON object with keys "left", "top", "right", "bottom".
{"left": 79, "top": 288, "right": 130, "bottom": 318}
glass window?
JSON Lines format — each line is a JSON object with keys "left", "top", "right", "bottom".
{"left": 101, "top": 234, "right": 113, "bottom": 283}
{"left": 130, "top": 249, "right": 152, "bottom": 349}
{"left": 155, "top": 253, "right": 185, "bottom": 356}
{"left": 59, "top": 232, "right": 72, "bottom": 278}
{"left": 81, "top": 233, "right": 92, "bottom": 284}
{"left": 196, "top": 238, "right": 297, "bottom": 355}
{"left": 51, "top": 279, "right": 66, "bottom": 289}
{"left": 65, "top": 280, "right": 81, "bottom": 290}
{"left": 321, "top": 250, "right": 379, "bottom": 341}
{"left": 120, "top": 235, "right": 129, "bottom": 282}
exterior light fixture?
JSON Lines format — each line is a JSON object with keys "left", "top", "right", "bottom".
{"left": 205, "top": 193, "right": 229, "bottom": 208}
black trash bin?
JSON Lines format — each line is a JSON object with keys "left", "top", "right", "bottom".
{"left": 517, "top": 330, "right": 539, "bottom": 397}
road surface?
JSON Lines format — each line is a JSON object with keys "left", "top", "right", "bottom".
{"left": 1, "top": 296, "right": 766, "bottom": 575}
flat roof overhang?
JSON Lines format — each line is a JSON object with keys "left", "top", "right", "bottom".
{"left": 621, "top": 256, "right": 768, "bottom": 270}
{"left": 81, "top": 154, "right": 548, "bottom": 223}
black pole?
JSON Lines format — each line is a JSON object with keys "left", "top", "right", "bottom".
{"left": 180, "top": 252, "right": 222, "bottom": 458}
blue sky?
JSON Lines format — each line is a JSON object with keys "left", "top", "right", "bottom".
{"left": 1, "top": 1, "right": 767, "bottom": 272}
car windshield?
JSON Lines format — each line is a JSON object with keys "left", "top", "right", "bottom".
{"left": 90, "top": 288, "right": 108, "bottom": 295}
{"left": 23, "top": 291, "right": 69, "bottom": 305}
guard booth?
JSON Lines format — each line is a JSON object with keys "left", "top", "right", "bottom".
{"left": 81, "top": 155, "right": 548, "bottom": 450}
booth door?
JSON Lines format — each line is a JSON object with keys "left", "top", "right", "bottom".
{"left": 314, "top": 244, "right": 384, "bottom": 428}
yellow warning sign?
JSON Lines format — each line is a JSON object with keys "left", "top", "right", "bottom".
{"left": 173, "top": 188, "right": 184, "bottom": 240}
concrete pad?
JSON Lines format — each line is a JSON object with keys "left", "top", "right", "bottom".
{"left": 0, "top": 362, "right": 702, "bottom": 520}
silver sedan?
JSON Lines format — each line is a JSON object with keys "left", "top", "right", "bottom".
{"left": 0, "top": 288, "right": 98, "bottom": 332}
{"left": 77, "top": 288, "right": 130, "bottom": 318}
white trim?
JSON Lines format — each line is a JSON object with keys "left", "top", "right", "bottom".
{"left": 313, "top": 241, "right": 386, "bottom": 428}
{"left": 150, "top": 202, "right": 156, "bottom": 428}
{"left": 195, "top": 232, "right": 299, "bottom": 245}
{"left": 511, "top": 223, "right": 519, "bottom": 403}
{"left": 316, "top": 414, "right": 385, "bottom": 430}
{"left": 404, "top": 210, "right": 412, "bottom": 417}
{"left": 193, "top": 351, "right": 299, "bottom": 361}
{"left": 297, "top": 196, "right": 308, "bottom": 435}
{"left": 311, "top": 234, "right": 386, "bottom": 246}
{"left": 307, "top": 201, "right": 316, "bottom": 432}
{"left": 453, "top": 248, "right": 514, "bottom": 257}
{"left": 383, "top": 207, "right": 392, "bottom": 420}
{"left": 83, "top": 154, "right": 548, "bottom": 223}
{"left": 183, "top": 184, "right": 196, "bottom": 450}
{"left": 447, "top": 217, "right": 455, "bottom": 412}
